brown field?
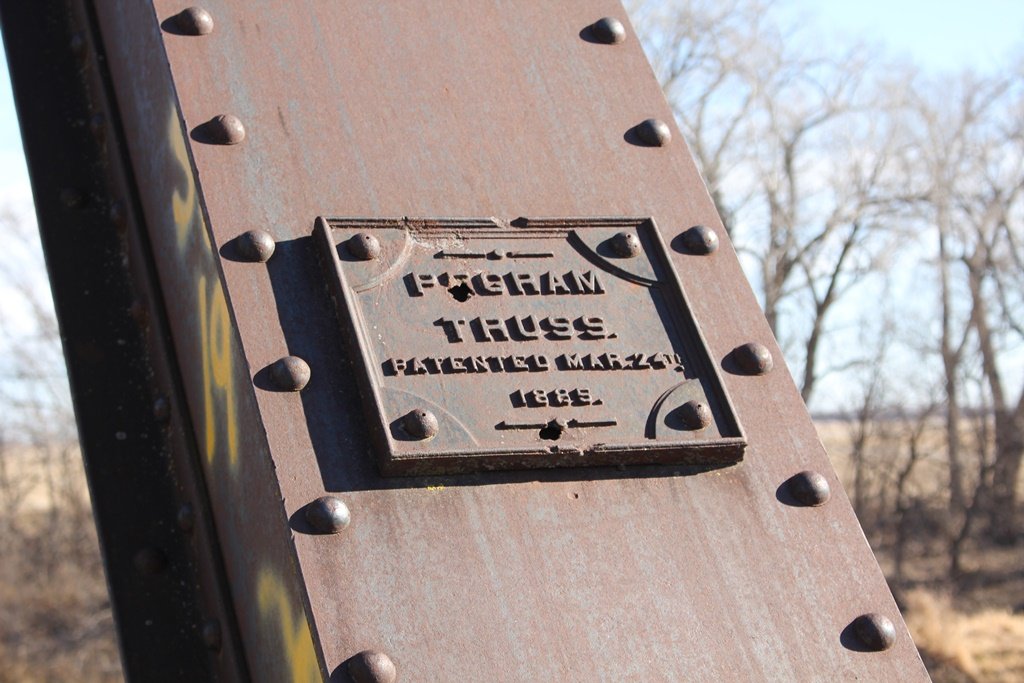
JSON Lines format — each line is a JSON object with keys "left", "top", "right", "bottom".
{"left": 1, "top": 424, "right": 1022, "bottom": 681}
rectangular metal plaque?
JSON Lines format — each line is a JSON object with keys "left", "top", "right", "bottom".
{"left": 316, "top": 217, "right": 745, "bottom": 475}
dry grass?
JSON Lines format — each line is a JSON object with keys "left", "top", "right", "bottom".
{"left": 0, "top": 446, "right": 122, "bottom": 683}
{"left": 906, "top": 589, "right": 1024, "bottom": 683}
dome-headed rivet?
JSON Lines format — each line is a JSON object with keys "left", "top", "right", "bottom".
{"left": 732, "top": 342, "right": 773, "bottom": 376}
{"left": 348, "top": 650, "right": 397, "bottom": 683}
{"left": 201, "top": 114, "right": 245, "bottom": 145}
{"left": 347, "top": 233, "right": 381, "bottom": 261}
{"left": 174, "top": 7, "right": 215, "bottom": 36}
{"left": 636, "top": 118, "right": 671, "bottom": 147}
{"left": 682, "top": 224, "right": 720, "bottom": 255}
{"left": 609, "top": 232, "right": 641, "bottom": 258}
{"left": 305, "top": 496, "right": 351, "bottom": 534}
{"left": 269, "top": 356, "right": 311, "bottom": 391}
{"left": 679, "top": 400, "right": 712, "bottom": 430}
{"left": 403, "top": 409, "right": 438, "bottom": 440}
{"left": 852, "top": 613, "right": 897, "bottom": 652}
{"left": 237, "top": 229, "right": 276, "bottom": 262}
{"left": 787, "top": 471, "right": 831, "bottom": 506}
{"left": 590, "top": 17, "right": 626, "bottom": 44}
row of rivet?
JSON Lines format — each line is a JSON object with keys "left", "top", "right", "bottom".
{"left": 171, "top": 6, "right": 395, "bottom": 680}
{"left": 175, "top": 6, "right": 895, "bottom": 676}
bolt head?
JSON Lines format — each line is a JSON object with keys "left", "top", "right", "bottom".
{"left": 348, "top": 650, "right": 397, "bottom": 683}
{"left": 269, "top": 356, "right": 311, "bottom": 392}
{"left": 609, "top": 232, "right": 641, "bottom": 258}
{"left": 788, "top": 470, "right": 830, "bottom": 506}
{"left": 679, "top": 400, "right": 712, "bottom": 430}
{"left": 347, "top": 233, "right": 382, "bottom": 261}
{"left": 305, "top": 496, "right": 351, "bottom": 534}
{"left": 237, "top": 229, "right": 276, "bottom": 262}
{"left": 403, "top": 409, "right": 439, "bottom": 440}
{"left": 852, "top": 613, "right": 896, "bottom": 651}
{"left": 204, "top": 114, "right": 246, "bottom": 145}
{"left": 636, "top": 118, "right": 671, "bottom": 147}
{"left": 591, "top": 17, "right": 626, "bottom": 44}
{"left": 175, "top": 7, "right": 215, "bottom": 35}
{"left": 732, "top": 342, "right": 773, "bottom": 376}
{"left": 682, "top": 224, "right": 720, "bottom": 254}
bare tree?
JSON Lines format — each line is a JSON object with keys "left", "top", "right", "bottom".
{"left": 630, "top": 0, "right": 908, "bottom": 405}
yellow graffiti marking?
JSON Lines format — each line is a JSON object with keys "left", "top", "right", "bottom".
{"left": 198, "top": 275, "right": 238, "bottom": 466}
{"left": 258, "top": 569, "right": 321, "bottom": 683}
{"left": 169, "top": 112, "right": 197, "bottom": 249}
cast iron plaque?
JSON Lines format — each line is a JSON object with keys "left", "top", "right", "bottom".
{"left": 315, "top": 217, "right": 745, "bottom": 475}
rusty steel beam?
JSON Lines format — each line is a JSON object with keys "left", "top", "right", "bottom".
{"left": 4, "top": 1, "right": 930, "bottom": 680}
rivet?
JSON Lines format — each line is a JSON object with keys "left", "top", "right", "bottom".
{"left": 679, "top": 400, "right": 712, "bottom": 430}
{"left": 681, "top": 225, "right": 719, "bottom": 254}
{"left": 202, "top": 114, "right": 245, "bottom": 145}
{"left": 133, "top": 547, "right": 168, "bottom": 576}
{"left": 153, "top": 395, "right": 171, "bottom": 422}
{"left": 305, "top": 496, "right": 351, "bottom": 534}
{"left": 348, "top": 650, "right": 397, "bottom": 683}
{"left": 236, "top": 229, "right": 276, "bottom": 262}
{"left": 788, "top": 471, "right": 830, "bottom": 507}
{"left": 347, "top": 233, "right": 381, "bottom": 261}
{"left": 732, "top": 342, "right": 773, "bottom": 375}
{"left": 177, "top": 503, "right": 195, "bottom": 533}
{"left": 635, "top": 118, "right": 671, "bottom": 147}
{"left": 609, "top": 232, "right": 641, "bottom": 258}
{"left": 269, "top": 356, "right": 311, "bottom": 392}
{"left": 852, "top": 613, "right": 897, "bottom": 652}
{"left": 403, "top": 409, "right": 439, "bottom": 440}
{"left": 174, "top": 7, "right": 215, "bottom": 36}
{"left": 590, "top": 17, "right": 626, "bottom": 44}
{"left": 200, "top": 619, "right": 223, "bottom": 651}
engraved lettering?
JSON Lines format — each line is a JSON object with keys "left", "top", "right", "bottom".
{"left": 577, "top": 316, "right": 610, "bottom": 339}
{"left": 384, "top": 358, "right": 407, "bottom": 375}
{"left": 477, "top": 272, "right": 504, "bottom": 294}
{"left": 434, "top": 318, "right": 466, "bottom": 343}
{"left": 510, "top": 355, "right": 529, "bottom": 371}
{"left": 478, "top": 318, "right": 509, "bottom": 342}
{"left": 409, "top": 358, "right": 429, "bottom": 375}
{"left": 448, "top": 357, "right": 466, "bottom": 373}
{"left": 507, "top": 315, "right": 540, "bottom": 341}
{"left": 544, "top": 316, "right": 572, "bottom": 340}
{"left": 410, "top": 273, "right": 438, "bottom": 296}
{"left": 602, "top": 353, "right": 623, "bottom": 369}
{"left": 575, "top": 271, "right": 604, "bottom": 294}
{"left": 510, "top": 272, "right": 540, "bottom": 295}
{"left": 466, "top": 356, "right": 489, "bottom": 372}
{"left": 563, "top": 353, "right": 585, "bottom": 370}
{"left": 545, "top": 272, "right": 570, "bottom": 295}
{"left": 533, "top": 355, "right": 551, "bottom": 371}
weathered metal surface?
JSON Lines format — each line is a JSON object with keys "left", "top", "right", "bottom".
{"left": 317, "top": 215, "right": 744, "bottom": 475}
{"left": 0, "top": 1, "right": 248, "bottom": 679}
{"left": 9, "top": 0, "right": 932, "bottom": 680}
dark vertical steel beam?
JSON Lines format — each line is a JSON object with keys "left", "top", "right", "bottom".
{"left": 0, "top": 2, "right": 249, "bottom": 679}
